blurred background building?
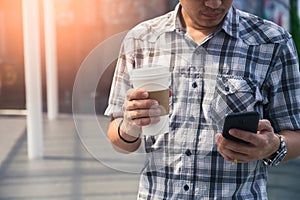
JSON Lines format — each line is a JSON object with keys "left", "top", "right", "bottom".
{"left": 0, "top": 0, "right": 299, "bottom": 115}
{"left": 0, "top": 0, "right": 171, "bottom": 115}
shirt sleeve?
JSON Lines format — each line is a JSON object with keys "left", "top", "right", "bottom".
{"left": 104, "top": 38, "right": 134, "bottom": 118}
{"left": 266, "top": 38, "right": 300, "bottom": 132}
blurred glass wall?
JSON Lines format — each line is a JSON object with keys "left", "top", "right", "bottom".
{"left": 0, "top": 0, "right": 298, "bottom": 114}
{"left": 0, "top": 0, "right": 170, "bottom": 114}
{"left": 0, "top": 1, "right": 25, "bottom": 110}
{"left": 233, "top": 0, "right": 290, "bottom": 31}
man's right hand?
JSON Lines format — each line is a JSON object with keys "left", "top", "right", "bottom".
{"left": 107, "top": 88, "right": 162, "bottom": 153}
{"left": 121, "top": 88, "right": 161, "bottom": 137}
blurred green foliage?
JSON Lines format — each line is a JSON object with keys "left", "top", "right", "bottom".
{"left": 290, "top": 0, "right": 300, "bottom": 63}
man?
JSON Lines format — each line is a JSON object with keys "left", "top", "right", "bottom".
{"left": 105, "top": 0, "right": 300, "bottom": 199}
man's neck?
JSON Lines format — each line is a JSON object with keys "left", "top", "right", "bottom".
{"left": 180, "top": 8, "right": 220, "bottom": 45}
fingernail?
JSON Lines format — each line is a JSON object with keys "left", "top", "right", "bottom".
{"left": 155, "top": 108, "right": 161, "bottom": 115}
{"left": 215, "top": 135, "right": 219, "bottom": 143}
{"left": 152, "top": 100, "right": 159, "bottom": 105}
{"left": 150, "top": 116, "right": 160, "bottom": 124}
{"left": 142, "top": 92, "right": 148, "bottom": 98}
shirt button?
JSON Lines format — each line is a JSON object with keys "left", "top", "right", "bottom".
{"left": 189, "top": 116, "right": 195, "bottom": 122}
{"left": 192, "top": 82, "right": 198, "bottom": 88}
{"left": 224, "top": 85, "right": 230, "bottom": 92}
{"left": 185, "top": 149, "right": 192, "bottom": 156}
{"left": 184, "top": 184, "right": 189, "bottom": 191}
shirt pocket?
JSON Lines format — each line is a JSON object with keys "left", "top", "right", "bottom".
{"left": 210, "top": 75, "right": 263, "bottom": 132}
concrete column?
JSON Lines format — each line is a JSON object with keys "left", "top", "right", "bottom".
{"left": 22, "top": 0, "right": 43, "bottom": 159}
{"left": 43, "top": 0, "right": 59, "bottom": 120}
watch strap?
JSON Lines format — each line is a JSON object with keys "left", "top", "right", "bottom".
{"left": 263, "top": 134, "right": 287, "bottom": 166}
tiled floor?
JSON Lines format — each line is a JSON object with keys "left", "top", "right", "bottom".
{"left": 0, "top": 115, "right": 140, "bottom": 200}
{"left": 0, "top": 115, "right": 299, "bottom": 200}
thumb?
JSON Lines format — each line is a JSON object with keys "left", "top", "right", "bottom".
{"left": 257, "top": 119, "right": 273, "bottom": 134}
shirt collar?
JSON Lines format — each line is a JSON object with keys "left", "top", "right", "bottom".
{"left": 221, "top": 6, "right": 239, "bottom": 39}
{"left": 169, "top": 4, "right": 240, "bottom": 39}
{"left": 164, "top": 3, "right": 184, "bottom": 33}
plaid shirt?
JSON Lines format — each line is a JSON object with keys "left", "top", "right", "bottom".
{"left": 105, "top": 4, "right": 300, "bottom": 200}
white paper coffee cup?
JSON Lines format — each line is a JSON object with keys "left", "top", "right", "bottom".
{"left": 130, "top": 67, "right": 170, "bottom": 136}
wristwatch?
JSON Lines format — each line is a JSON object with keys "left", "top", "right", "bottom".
{"left": 263, "top": 134, "right": 287, "bottom": 166}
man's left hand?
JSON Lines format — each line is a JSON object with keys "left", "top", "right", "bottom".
{"left": 215, "top": 119, "right": 280, "bottom": 163}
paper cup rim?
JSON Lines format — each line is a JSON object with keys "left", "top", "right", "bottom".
{"left": 130, "top": 67, "right": 169, "bottom": 79}
{"left": 130, "top": 74, "right": 169, "bottom": 81}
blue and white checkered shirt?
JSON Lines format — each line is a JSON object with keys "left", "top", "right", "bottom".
{"left": 105, "top": 4, "right": 300, "bottom": 199}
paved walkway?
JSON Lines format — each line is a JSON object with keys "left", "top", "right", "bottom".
{"left": 0, "top": 115, "right": 140, "bottom": 200}
{"left": 0, "top": 114, "right": 299, "bottom": 200}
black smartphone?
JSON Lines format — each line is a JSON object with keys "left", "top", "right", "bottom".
{"left": 222, "top": 111, "right": 260, "bottom": 144}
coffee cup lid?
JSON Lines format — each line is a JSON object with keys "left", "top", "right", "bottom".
{"left": 130, "top": 67, "right": 169, "bottom": 80}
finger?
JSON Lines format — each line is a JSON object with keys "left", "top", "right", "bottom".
{"left": 228, "top": 129, "right": 257, "bottom": 144}
{"left": 216, "top": 134, "right": 257, "bottom": 162}
{"left": 126, "top": 88, "right": 149, "bottom": 101}
{"left": 216, "top": 132, "right": 254, "bottom": 155}
{"left": 127, "top": 108, "right": 161, "bottom": 120}
{"left": 216, "top": 133, "right": 236, "bottom": 160}
{"left": 257, "top": 119, "right": 273, "bottom": 133}
{"left": 228, "top": 151, "right": 254, "bottom": 163}
{"left": 223, "top": 149, "right": 248, "bottom": 162}
{"left": 216, "top": 137, "right": 240, "bottom": 161}
{"left": 217, "top": 143, "right": 252, "bottom": 162}
{"left": 215, "top": 133, "right": 223, "bottom": 144}
{"left": 124, "top": 99, "right": 159, "bottom": 111}
{"left": 132, "top": 116, "right": 161, "bottom": 126}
